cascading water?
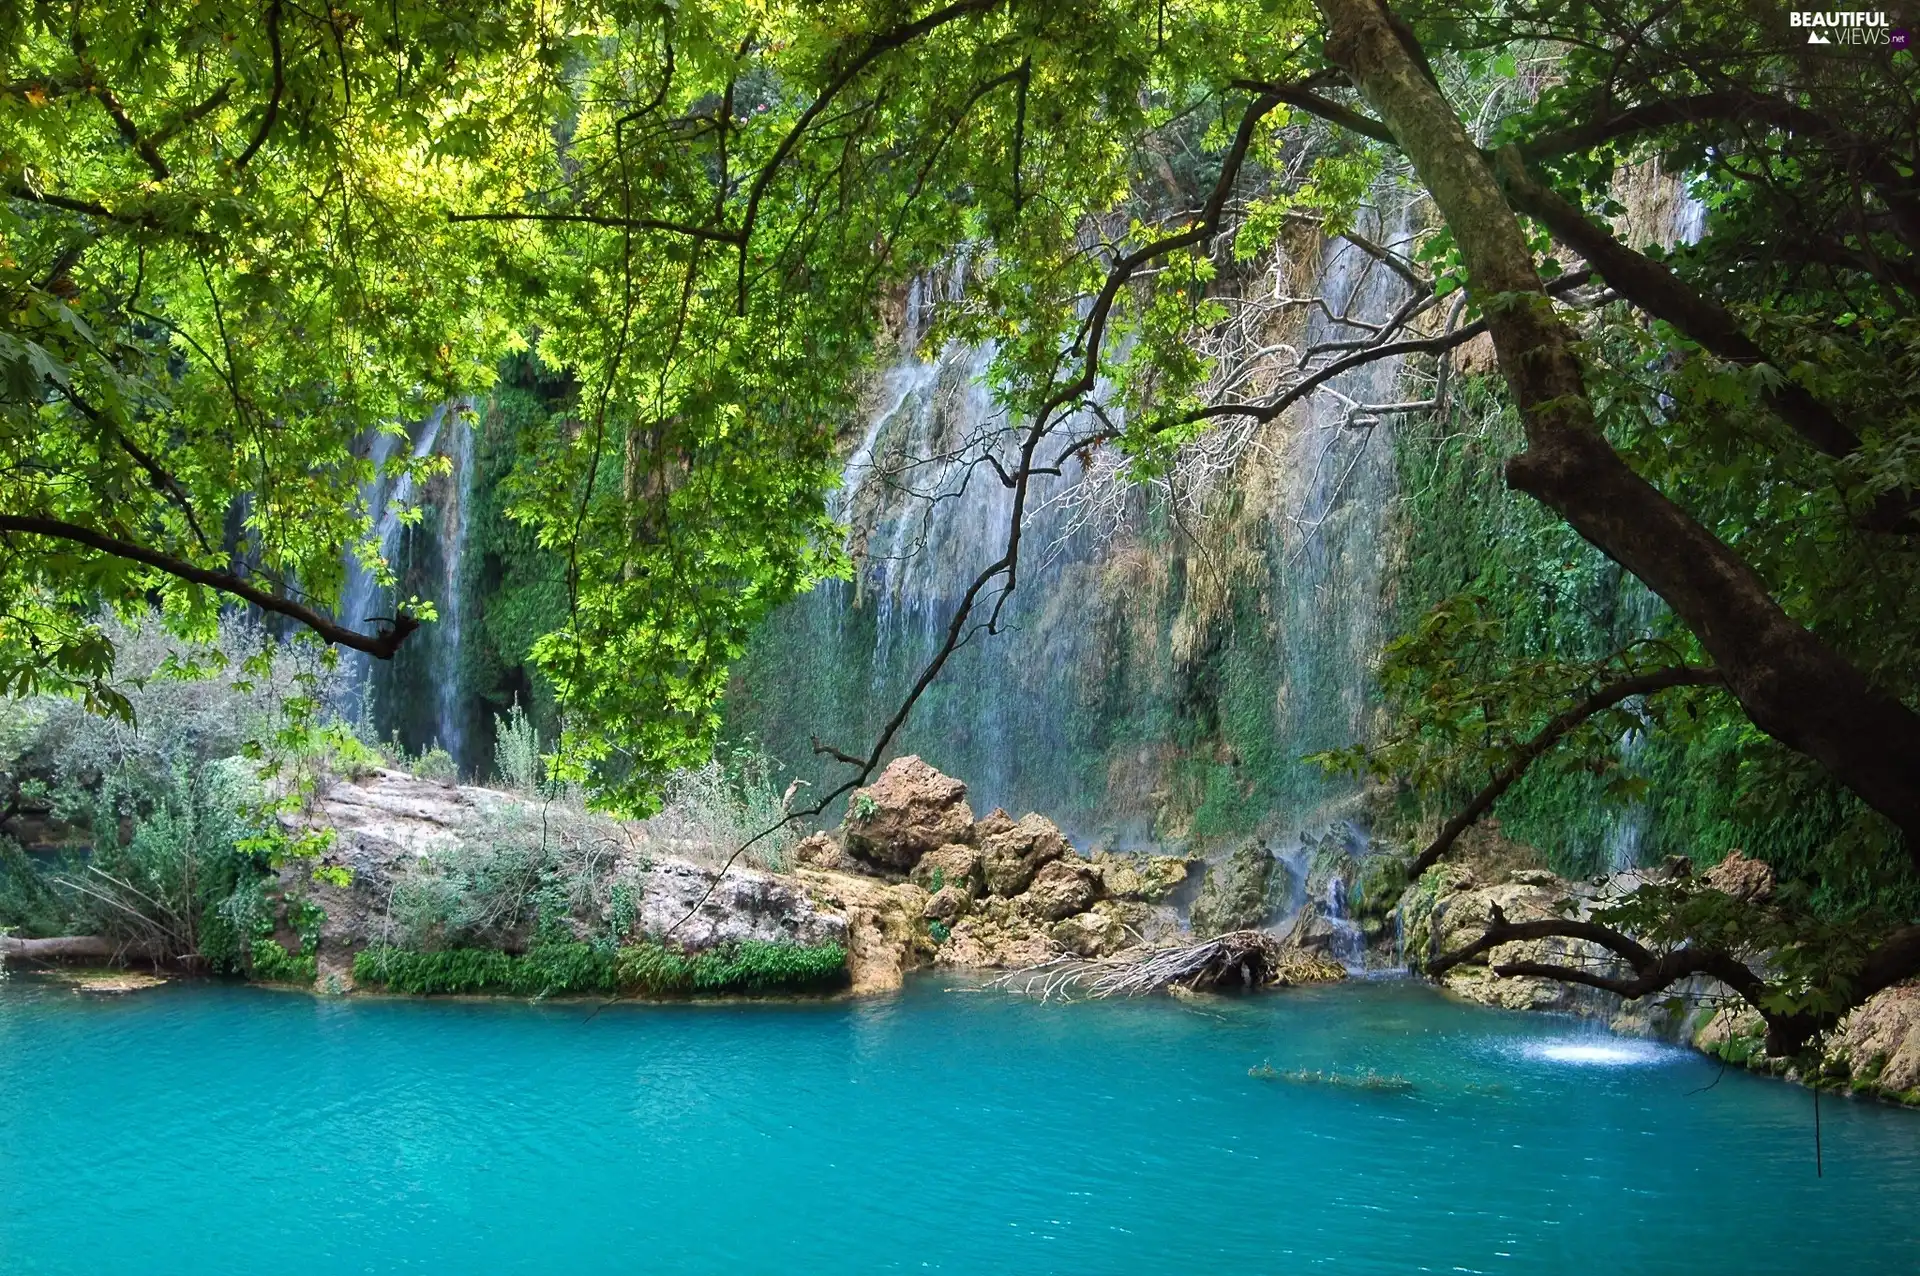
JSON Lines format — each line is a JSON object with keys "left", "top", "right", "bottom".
{"left": 335, "top": 401, "right": 478, "bottom": 773}
{"left": 728, "top": 194, "right": 1421, "bottom": 856}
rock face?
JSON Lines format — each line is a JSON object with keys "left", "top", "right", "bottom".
{"left": 793, "top": 870, "right": 932, "bottom": 994}
{"left": 636, "top": 859, "right": 848, "bottom": 950}
{"left": 1827, "top": 982, "right": 1920, "bottom": 1101}
{"left": 841, "top": 755, "right": 974, "bottom": 870}
{"left": 1190, "top": 840, "right": 1284, "bottom": 936}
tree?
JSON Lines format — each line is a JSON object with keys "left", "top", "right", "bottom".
{"left": 7, "top": 3, "right": 1918, "bottom": 1049}
{"left": 0, "top": 2, "right": 551, "bottom": 708}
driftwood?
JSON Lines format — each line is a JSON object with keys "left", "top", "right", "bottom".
{"left": 988, "top": 930, "right": 1344, "bottom": 1002}
{"left": 0, "top": 934, "right": 161, "bottom": 963}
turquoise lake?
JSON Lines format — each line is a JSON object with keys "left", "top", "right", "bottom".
{"left": 2, "top": 975, "right": 1916, "bottom": 1273}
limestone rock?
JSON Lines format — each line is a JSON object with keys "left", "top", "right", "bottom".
{"left": 1090, "top": 851, "right": 1195, "bottom": 902}
{"left": 923, "top": 884, "right": 971, "bottom": 925}
{"left": 795, "top": 870, "right": 932, "bottom": 993}
{"left": 1703, "top": 850, "right": 1775, "bottom": 903}
{"left": 1828, "top": 982, "right": 1920, "bottom": 1099}
{"left": 1189, "top": 840, "right": 1285, "bottom": 936}
{"left": 636, "top": 859, "right": 849, "bottom": 951}
{"left": 939, "top": 912, "right": 1054, "bottom": 969}
{"left": 841, "top": 756, "right": 974, "bottom": 871}
{"left": 910, "top": 843, "right": 983, "bottom": 895}
{"left": 792, "top": 831, "right": 852, "bottom": 872}
{"left": 978, "top": 811, "right": 1070, "bottom": 896}
{"left": 1052, "top": 907, "right": 1127, "bottom": 957}
{"left": 1027, "top": 858, "right": 1101, "bottom": 921}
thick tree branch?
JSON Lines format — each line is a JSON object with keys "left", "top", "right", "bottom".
{"left": 1410, "top": 665, "right": 1723, "bottom": 876}
{"left": 231, "top": 0, "right": 283, "bottom": 172}
{"left": 1270, "top": 64, "right": 1918, "bottom": 529}
{"left": 1315, "top": 0, "right": 1920, "bottom": 862}
{"left": 0, "top": 515, "right": 416, "bottom": 658}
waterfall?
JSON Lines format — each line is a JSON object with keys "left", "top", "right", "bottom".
{"left": 334, "top": 401, "right": 476, "bottom": 773}
{"left": 338, "top": 407, "right": 446, "bottom": 710}
{"left": 431, "top": 406, "right": 476, "bottom": 764}
{"left": 730, "top": 196, "right": 1421, "bottom": 849}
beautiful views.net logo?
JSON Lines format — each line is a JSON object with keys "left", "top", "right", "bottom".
{"left": 1790, "top": 11, "right": 1903, "bottom": 45}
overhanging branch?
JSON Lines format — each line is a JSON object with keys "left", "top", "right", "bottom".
{"left": 1409, "top": 664, "right": 1723, "bottom": 876}
{"left": 0, "top": 514, "right": 417, "bottom": 658}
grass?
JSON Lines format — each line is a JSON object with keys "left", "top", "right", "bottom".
{"left": 351, "top": 938, "right": 848, "bottom": 998}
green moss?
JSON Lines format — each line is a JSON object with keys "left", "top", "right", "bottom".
{"left": 352, "top": 938, "right": 848, "bottom": 998}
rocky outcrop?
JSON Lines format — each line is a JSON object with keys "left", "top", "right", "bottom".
{"left": 278, "top": 768, "right": 849, "bottom": 993}
{"left": 1190, "top": 839, "right": 1285, "bottom": 936}
{"left": 1826, "top": 983, "right": 1920, "bottom": 1101}
{"left": 792, "top": 870, "right": 932, "bottom": 993}
{"left": 1398, "top": 862, "right": 1602, "bottom": 1013}
{"left": 1398, "top": 854, "right": 1920, "bottom": 1106}
{"left": 976, "top": 810, "right": 1069, "bottom": 896}
{"left": 841, "top": 755, "right": 974, "bottom": 870}
{"left": 1703, "top": 849, "right": 1775, "bottom": 903}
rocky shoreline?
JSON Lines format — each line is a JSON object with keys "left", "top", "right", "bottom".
{"left": 1392, "top": 837, "right": 1920, "bottom": 1107}
{"left": 7, "top": 755, "right": 1915, "bottom": 1107}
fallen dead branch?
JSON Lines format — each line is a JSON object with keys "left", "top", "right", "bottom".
{"left": 987, "top": 930, "right": 1345, "bottom": 1002}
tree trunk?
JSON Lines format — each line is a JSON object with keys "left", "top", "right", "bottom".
{"left": 1312, "top": 0, "right": 1920, "bottom": 858}
{"left": 0, "top": 934, "right": 159, "bottom": 962}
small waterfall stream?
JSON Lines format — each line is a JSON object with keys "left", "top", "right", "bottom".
{"left": 335, "top": 401, "right": 477, "bottom": 772}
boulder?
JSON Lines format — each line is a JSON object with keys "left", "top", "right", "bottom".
{"left": 1703, "top": 850, "right": 1775, "bottom": 903}
{"left": 1090, "top": 851, "right": 1195, "bottom": 902}
{"left": 923, "top": 884, "right": 972, "bottom": 925}
{"left": 841, "top": 756, "right": 974, "bottom": 871}
{"left": 1189, "top": 840, "right": 1285, "bottom": 936}
{"left": 1052, "top": 906, "right": 1127, "bottom": 957}
{"left": 1285, "top": 913, "right": 1339, "bottom": 957}
{"left": 910, "top": 843, "right": 984, "bottom": 896}
{"left": 791, "top": 831, "right": 852, "bottom": 872}
{"left": 978, "top": 811, "right": 1070, "bottom": 896}
{"left": 1027, "top": 858, "right": 1101, "bottom": 921}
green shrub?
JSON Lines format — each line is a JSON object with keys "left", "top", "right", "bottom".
{"left": 353, "top": 938, "right": 848, "bottom": 998}
{"left": 249, "top": 938, "right": 318, "bottom": 985}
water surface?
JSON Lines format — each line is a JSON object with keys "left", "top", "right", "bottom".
{"left": 2, "top": 976, "right": 1915, "bottom": 1273}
